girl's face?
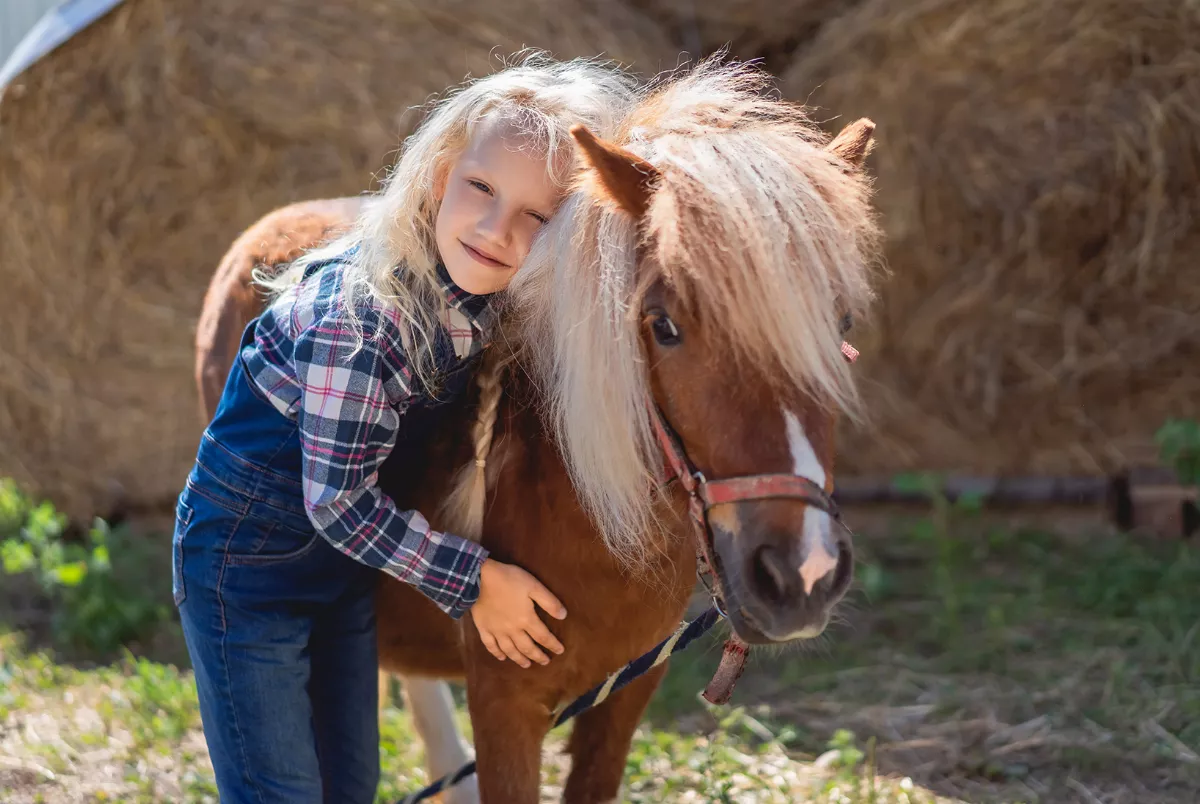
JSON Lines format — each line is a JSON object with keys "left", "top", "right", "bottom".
{"left": 434, "top": 116, "right": 562, "bottom": 295}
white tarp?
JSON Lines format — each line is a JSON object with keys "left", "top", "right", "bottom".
{"left": 0, "top": 0, "right": 125, "bottom": 92}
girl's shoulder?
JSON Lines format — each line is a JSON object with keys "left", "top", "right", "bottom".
{"left": 275, "top": 247, "right": 398, "bottom": 341}
{"left": 299, "top": 242, "right": 361, "bottom": 284}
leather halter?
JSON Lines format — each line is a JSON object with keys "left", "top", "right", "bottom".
{"left": 648, "top": 339, "right": 859, "bottom": 704}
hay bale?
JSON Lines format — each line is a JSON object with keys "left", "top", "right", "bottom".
{"left": 0, "top": 0, "right": 675, "bottom": 521}
{"left": 782, "top": 0, "right": 1200, "bottom": 477}
{"left": 630, "top": 0, "right": 856, "bottom": 67}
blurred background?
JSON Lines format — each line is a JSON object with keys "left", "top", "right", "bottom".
{"left": 1, "top": 2, "right": 1197, "bottom": 802}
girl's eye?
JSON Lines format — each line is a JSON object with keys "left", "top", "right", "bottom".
{"left": 468, "top": 180, "right": 492, "bottom": 194}
{"left": 528, "top": 212, "right": 549, "bottom": 225}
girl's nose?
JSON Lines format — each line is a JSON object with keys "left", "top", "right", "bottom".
{"left": 476, "top": 207, "right": 512, "bottom": 247}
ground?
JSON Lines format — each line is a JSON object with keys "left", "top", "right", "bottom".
{"left": 1, "top": 493, "right": 1197, "bottom": 803}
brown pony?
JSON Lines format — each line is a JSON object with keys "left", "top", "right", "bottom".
{"left": 197, "top": 61, "right": 880, "bottom": 803}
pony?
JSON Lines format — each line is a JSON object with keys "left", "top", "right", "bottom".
{"left": 195, "top": 59, "right": 881, "bottom": 803}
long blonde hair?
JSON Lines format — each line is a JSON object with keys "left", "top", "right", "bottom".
{"left": 256, "top": 51, "right": 640, "bottom": 390}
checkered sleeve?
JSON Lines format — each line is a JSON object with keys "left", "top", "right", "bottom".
{"left": 292, "top": 303, "right": 489, "bottom": 619}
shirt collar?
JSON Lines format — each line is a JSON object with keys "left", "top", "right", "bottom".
{"left": 435, "top": 261, "right": 495, "bottom": 348}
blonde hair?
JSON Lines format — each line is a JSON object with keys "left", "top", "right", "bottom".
{"left": 435, "top": 349, "right": 515, "bottom": 541}
{"left": 256, "top": 51, "right": 640, "bottom": 390}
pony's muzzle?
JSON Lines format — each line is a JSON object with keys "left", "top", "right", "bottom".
{"left": 749, "top": 519, "right": 852, "bottom": 607}
{"left": 712, "top": 505, "right": 854, "bottom": 644}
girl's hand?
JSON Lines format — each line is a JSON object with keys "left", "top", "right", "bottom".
{"left": 472, "top": 559, "right": 567, "bottom": 668}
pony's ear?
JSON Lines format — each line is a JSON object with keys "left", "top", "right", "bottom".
{"left": 825, "top": 118, "right": 876, "bottom": 171}
{"left": 570, "top": 124, "right": 660, "bottom": 219}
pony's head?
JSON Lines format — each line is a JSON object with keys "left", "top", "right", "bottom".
{"left": 510, "top": 60, "right": 881, "bottom": 644}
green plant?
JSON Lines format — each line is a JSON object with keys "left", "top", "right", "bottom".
{"left": 1156, "top": 417, "right": 1200, "bottom": 487}
{"left": 2, "top": 502, "right": 86, "bottom": 585}
{"left": 889, "top": 472, "right": 984, "bottom": 632}
{"left": 825, "top": 728, "right": 866, "bottom": 772}
{"left": 0, "top": 479, "right": 169, "bottom": 656}
{"left": 120, "top": 652, "right": 202, "bottom": 748}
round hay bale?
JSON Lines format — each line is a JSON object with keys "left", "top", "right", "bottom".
{"left": 630, "top": 0, "right": 857, "bottom": 67}
{"left": 0, "top": 0, "right": 676, "bottom": 521}
{"left": 782, "top": 0, "right": 1200, "bottom": 477}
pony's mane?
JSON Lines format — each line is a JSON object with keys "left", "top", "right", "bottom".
{"left": 508, "top": 58, "right": 882, "bottom": 562}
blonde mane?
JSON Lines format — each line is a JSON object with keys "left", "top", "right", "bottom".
{"left": 508, "top": 59, "right": 882, "bottom": 562}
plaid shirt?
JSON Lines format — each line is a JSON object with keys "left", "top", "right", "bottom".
{"left": 241, "top": 250, "right": 494, "bottom": 619}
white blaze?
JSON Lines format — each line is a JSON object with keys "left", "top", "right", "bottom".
{"left": 783, "top": 410, "right": 838, "bottom": 595}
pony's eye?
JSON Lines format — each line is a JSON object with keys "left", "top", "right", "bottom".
{"left": 650, "top": 312, "right": 681, "bottom": 346}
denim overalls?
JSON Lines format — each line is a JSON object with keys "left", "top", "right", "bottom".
{"left": 174, "top": 316, "right": 480, "bottom": 804}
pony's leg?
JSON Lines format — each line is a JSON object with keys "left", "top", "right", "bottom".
{"left": 402, "top": 676, "right": 479, "bottom": 804}
{"left": 561, "top": 663, "right": 669, "bottom": 804}
{"left": 464, "top": 666, "right": 553, "bottom": 803}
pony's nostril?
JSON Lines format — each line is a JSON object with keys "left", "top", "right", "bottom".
{"left": 752, "top": 545, "right": 790, "bottom": 604}
{"left": 828, "top": 542, "right": 854, "bottom": 599}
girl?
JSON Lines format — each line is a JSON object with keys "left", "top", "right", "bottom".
{"left": 173, "top": 54, "right": 639, "bottom": 803}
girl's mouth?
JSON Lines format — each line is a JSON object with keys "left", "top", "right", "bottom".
{"left": 460, "top": 241, "right": 508, "bottom": 268}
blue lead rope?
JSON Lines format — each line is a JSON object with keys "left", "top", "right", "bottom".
{"left": 395, "top": 605, "right": 724, "bottom": 804}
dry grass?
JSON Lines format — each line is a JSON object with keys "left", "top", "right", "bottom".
{"left": 0, "top": 0, "right": 676, "bottom": 521}
{"left": 782, "top": 0, "right": 1200, "bottom": 478}
{"left": 6, "top": 1, "right": 1198, "bottom": 520}
{"left": 630, "top": 0, "right": 858, "bottom": 68}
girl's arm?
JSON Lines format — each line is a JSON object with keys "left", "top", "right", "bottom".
{"left": 291, "top": 304, "right": 489, "bottom": 620}
{"left": 291, "top": 300, "right": 568, "bottom": 666}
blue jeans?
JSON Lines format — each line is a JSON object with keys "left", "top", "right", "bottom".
{"left": 174, "top": 323, "right": 380, "bottom": 803}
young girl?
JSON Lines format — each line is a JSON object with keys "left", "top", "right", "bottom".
{"left": 173, "top": 55, "right": 638, "bottom": 803}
